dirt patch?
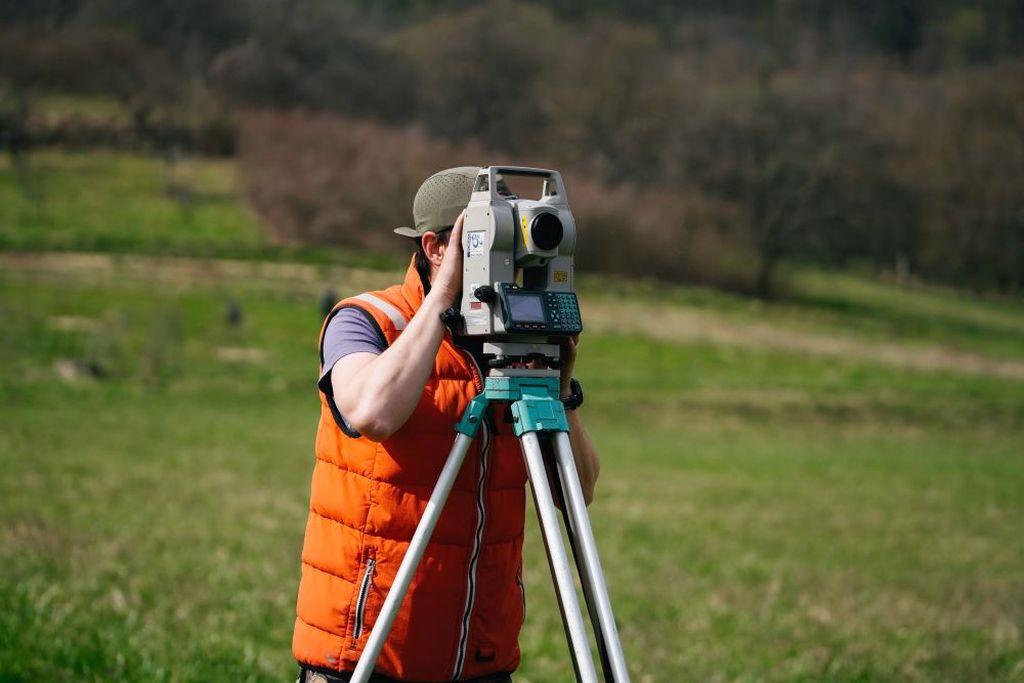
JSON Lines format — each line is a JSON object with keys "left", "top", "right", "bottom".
{"left": 0, "top": 251, "right": 399, "bottom": 295}
{"left": 215, "top": 347, "right": 269, "bottom": 363}
{"left": 48, "top": 315, "right": 100, "bottom": 332}
{"left": 5, "top": 251, "right": 1023, "bottom": 381}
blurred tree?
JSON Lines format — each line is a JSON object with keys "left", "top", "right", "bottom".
{"left": 384, "top": 0, "right": 560, "bottom": 152}
{"left": 0, "top": 0, "right": 86, "bottom": 27}
{"left": 210, "top": 0, "right": 412, "bottom": 120}
{"left": 916, "top": 63, "right": 1024, "bottom": 290}
{"left": 0, "top": 31, "right": 37, "bottom": 199}
{"left": 539, "top": 20, "right": 690, "bottom": 185}
{"left": 73, "top": 0, "right": 254, "bottom": 69}
{"left": 941, "top": 7, "right": 992, "bottom": 66}
{"left": 863, "top": 0, "right": 925, "bottom": 65}
{"left": 0, "top": 28, "right": 182, "bottom": 148}
{"left": 688, "top": 77, "right": 913, "bottom": 297}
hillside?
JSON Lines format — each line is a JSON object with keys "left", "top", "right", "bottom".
{"left": 4, "top": 0, "right": 1024, "bottom": 295}
{"left": 1, "top": 149, "right": 1022, "bottom": 680}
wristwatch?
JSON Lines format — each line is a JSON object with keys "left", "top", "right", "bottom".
{"left": 560, "top": 378, "right": 584, "bottom": 411}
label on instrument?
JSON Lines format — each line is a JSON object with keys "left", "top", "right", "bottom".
{"left": 467, "top": 231, "right": 486, "bottom": 256}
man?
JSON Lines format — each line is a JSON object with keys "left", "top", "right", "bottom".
{"left": 293, "top": 167, "right": 600, "bottom": 682}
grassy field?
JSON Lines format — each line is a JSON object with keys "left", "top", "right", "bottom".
{"left": 0, "top": 149, "right": 401, "bottom": 269}
{"left": 1, "top": 149, "right": 1023, "bottom": 681}
{"left": 0, "top": 149, "right": 261, "bottom": 254}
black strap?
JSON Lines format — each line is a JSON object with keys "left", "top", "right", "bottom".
{"left": 318, "top": 303, "right": 389, "bottom": 438}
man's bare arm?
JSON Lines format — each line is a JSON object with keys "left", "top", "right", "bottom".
{"left": 331, "top": 218, "right": 464, "bottom": 442}
{"left": 565, "top": 409, "right": 600, "bottom": 505}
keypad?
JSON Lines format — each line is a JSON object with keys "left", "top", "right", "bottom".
{"left": 545, "top": 292, "right": 582, "bottom": 332}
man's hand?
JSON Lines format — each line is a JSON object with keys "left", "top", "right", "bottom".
{"left": 429, "top": 210, "right": 465, "bottom": 308}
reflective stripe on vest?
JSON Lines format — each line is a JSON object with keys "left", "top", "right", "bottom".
{"left": 352, "top": 293, "right": 408, "bottom": 331}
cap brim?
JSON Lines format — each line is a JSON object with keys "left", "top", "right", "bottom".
{"left": 393, "top": 226, "right": 420, "bottom": 238}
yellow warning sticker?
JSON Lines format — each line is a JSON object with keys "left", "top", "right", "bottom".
{"left": 520, "top": 216, "right": 529, "bottom": 245}
{"left": 554, "top": 271, "right": 568, "bottom": 283}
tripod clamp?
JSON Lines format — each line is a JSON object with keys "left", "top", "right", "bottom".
{"left": 457, "top": 371, "right": 568, "bottom": 437}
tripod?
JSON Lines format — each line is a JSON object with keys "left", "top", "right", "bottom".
{"left": 350, "top": 363, "right": 631, "bottom": 683}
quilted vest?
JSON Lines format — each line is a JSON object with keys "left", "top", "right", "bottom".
{"left": 293, "top": 257, "right": 528, "bottom": 681}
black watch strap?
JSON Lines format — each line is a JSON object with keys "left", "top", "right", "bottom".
{"left": 561, "top": 378, "right": 584, "bottom": 410}
{"left": 439, "top": 306, "right": 463, "bottom": 329}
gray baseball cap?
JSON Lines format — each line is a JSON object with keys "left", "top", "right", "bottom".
{"left": 394, "top": 166, "right": 480, "bottom": 238}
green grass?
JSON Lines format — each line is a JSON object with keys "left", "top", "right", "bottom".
{"left": 0, "top": 148, "right": 404, "bottom": 269}
{"left": 1, "top": 147, "right": 1022, "bottom": 681}
{"left": 786, "top": 269, "right": 1024, "bottom": 360}
{"left": 0, "top": 149, "right": 262, "bottom": 253}
{"left": 1, "top": 256, "right": 1022, "bottom": 681}
{"left": 587, "top": 269, "right": 1024, "bottom": 363}
{"left": 31, "top": 92, "right": 134, "bottom": 124}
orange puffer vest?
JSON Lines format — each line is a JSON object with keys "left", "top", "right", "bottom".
{"left": 293, "top": 258, "right": 527, "bottom": 681}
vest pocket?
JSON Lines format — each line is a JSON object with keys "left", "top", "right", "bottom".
{"left": 352, "top": 557, "right": 377, "bottom": 641}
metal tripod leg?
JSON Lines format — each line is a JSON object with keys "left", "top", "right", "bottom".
{"left": 350, "top": 416, "right": 483, "bottom": 683}
{"left": 519, "top": 431, "right": 600, "bottom": 683}
{"left": 552, "top": 432, "right": 631, "bottom": 682}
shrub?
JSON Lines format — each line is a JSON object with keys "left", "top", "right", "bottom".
{"left": 238, "top": 110, "right": 757, "bottom": 290}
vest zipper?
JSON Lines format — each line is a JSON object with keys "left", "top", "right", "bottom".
{"left": 516, "top": 565, "right": 526, "bottom": 622}
{"left": 452, "top": 347, "right": 491, "bottom": 680}
{"left": 353, "top": 557, "right": 376, "bottom": 641}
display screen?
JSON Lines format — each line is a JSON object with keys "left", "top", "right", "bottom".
{"left": 506, "top": 293, "right": 546, "bottom": 322}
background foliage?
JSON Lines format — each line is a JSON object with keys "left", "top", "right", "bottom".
{"left": 2, "top": 0, "right": 1023, "bottom": 296}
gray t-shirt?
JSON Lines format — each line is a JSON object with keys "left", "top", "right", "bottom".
{"left": 318, "top": 307, "right": 386, "bottom": 395}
